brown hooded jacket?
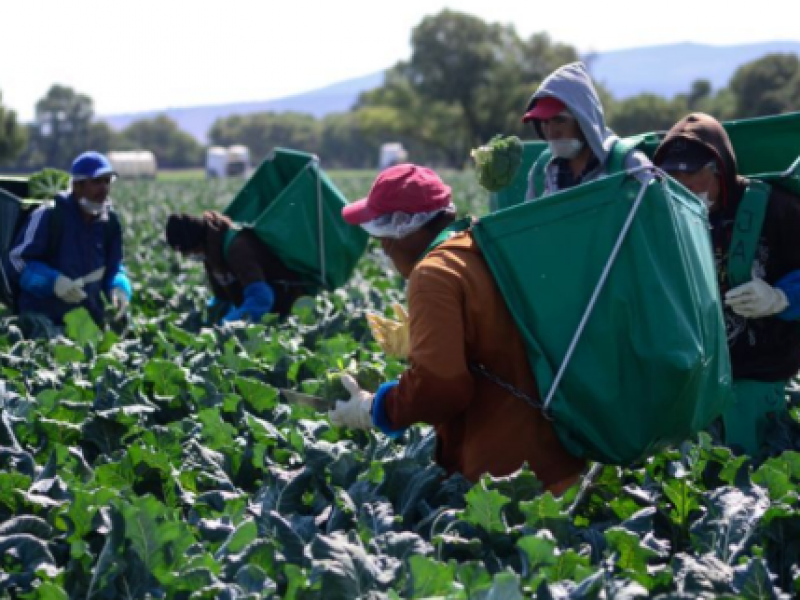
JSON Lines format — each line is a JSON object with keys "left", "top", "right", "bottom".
{"left": 654, "top": 113, "right": 800, "bottom": 381}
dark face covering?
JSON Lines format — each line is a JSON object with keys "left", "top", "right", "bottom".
{"left": 166, "top": 214, "right": 206, "bottom": 253}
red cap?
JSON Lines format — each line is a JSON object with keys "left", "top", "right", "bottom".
{"left": 342, "top": 164, "right": 452, "bottom": 225}
{"left": 522, "top": 96, "right": 567, "bottom": 123}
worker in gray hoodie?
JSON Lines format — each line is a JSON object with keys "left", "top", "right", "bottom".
{"left": 522, "top": 62, "right": 650, "bottom": 200}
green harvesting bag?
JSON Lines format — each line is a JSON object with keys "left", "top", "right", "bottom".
{"left": 492, "top": 111, "right": 800, "bottom": 210}
{"left": 472, "top": 168, "right": 732, "bottom": 465}
{"left": 222, "top": 148, "right": 368, "bottom": 291}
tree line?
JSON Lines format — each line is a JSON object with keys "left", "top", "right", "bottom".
{"left": 2, "top": 10, "right": 800, "bottom": 171}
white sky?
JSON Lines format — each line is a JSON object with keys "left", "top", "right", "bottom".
{"left": 3, "top": 0, "right": 799, "bottom": 121}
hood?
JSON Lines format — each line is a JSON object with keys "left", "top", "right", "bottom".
{"left": 653, "top": 112, "right": 743, "bottom": 210}
{"left": 526, "top": 62, "right": 617, "bottom": 164}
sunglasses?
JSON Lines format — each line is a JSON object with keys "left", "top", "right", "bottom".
{"left": 90, "top": 176, "right": 114, "bottom": 185}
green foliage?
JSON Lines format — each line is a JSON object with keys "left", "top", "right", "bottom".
{"left": 471, "top": 134, "right": 523, "bottom": 191}
{"left": 118, "top": 115, "right": 203, "bottom": 168}
{"left": 0, "top": 89, "right": 27, "bottom": 162}
{"left": 730, "top": 53, "right": 800, "bottom": 117}
{"left": 1, "top": 147, "right": 800, "bottom": 598}
{"left": 27, "top": 168, "right": 70, "bottom": 200}
{"left": 208, "top": 111, "right": 322, "bottom": 164}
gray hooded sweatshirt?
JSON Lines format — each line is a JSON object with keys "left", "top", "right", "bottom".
{"left": 525, "top": 62, "right": 650, "bottom": 200}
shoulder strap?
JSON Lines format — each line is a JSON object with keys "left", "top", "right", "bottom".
{"left": 531, "top": 150, "right": 552, "bottom": 199}
{"left": 46, "top": 201, "right": 66, "bottom": 258}
{"left": 105, "top": 209, "right": 121, "bottom": 247}
{"left": 419, "top": 217, "right": 474, "bottom": 261}
{"left": 606, "top": 136, "right": 642, "bottom": 174}
{"left": 727, "top": 180, "right": 771, "bottom": 288}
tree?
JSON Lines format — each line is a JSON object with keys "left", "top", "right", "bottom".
{"left": 729, "top": 53, "right": 800, "bottom": 117}
{"left": 119, "top": 115, "right": 202, "bottom": 168}
{"left": 32, "top": 85, "right": 97, "bottom": 169}
{"left": 318, "top": 112, "right": 378, "bottom": 169}
{"left": 0, "top": 90, "right": 27, "bottom": 163}
{"left": 356, "top": 64, "right": 469, "bottom": 167}
{"left": 357, "top": 11, "right": 582, "bottom": 166}
{"left": 208, "top": 112, "right": 322, "bottom": 163}
{"left": 608, "top": 94, "right": 686, "bottom": 136}
{"left": 687, "top": 79, "right": 712, "bottom": 110}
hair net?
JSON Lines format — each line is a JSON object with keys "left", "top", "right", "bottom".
{"left": 361, "top": 204, "right": 456, "bottom": 239}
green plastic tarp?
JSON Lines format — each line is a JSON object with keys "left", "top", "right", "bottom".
{"left": 222, "top": 148, "right": 368, "bottom": 291}
{"left": 472, "top": 170, "right": 732, "bottom": 465}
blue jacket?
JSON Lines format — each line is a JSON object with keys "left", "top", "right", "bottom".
{"left": 8, "top": 193, "right": 130, "bottom": 324}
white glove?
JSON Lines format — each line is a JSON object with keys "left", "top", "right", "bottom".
{"left": 54, "top": 275, "right": 87, "bottom": 304}
{"left": 111, "top": 287, "right": 129, "bottom": 320}
{"left": 725, "top": 277, "right": 789, "bottom": 318}
{"left": 328, "top": 374, "right": 374, "bottom": 430}
{"left": 81, "top": 266, "right": 106, "bottom": 285}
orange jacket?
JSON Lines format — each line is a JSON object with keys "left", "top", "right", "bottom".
{"left": 382, "top": 231, "right": 585, "bottom": 491}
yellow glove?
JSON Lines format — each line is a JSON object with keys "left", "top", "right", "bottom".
{"left": 366, "top": 303, "right": 410, "bottom": 359}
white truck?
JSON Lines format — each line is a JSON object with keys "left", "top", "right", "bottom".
{"left": 108, "top": 150, "right": 158, "bottom": 179}
{"left": 206, "top": 145, "right": 251, "bottom": 178}
{"left": 379, "top": 142, "right": 408, "bottom": 170}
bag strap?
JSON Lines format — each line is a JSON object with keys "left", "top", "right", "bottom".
{"left": 419, "top": 216, "right": 473, "bottom": 261}
{"left": 727, "top": 180, "right": 770, "bottom": 288}
{"left": 531, "top": 150, "right": 551, "bottom": 198}
{"left": 46, "top": 201, "right": 65, "bottom": 258}
{"left": 606, "top": 136, "right": 642, "bottom": 174}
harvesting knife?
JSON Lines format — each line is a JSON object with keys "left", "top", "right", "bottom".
{"left": 279, "top": 388, "right": 335, "bottom": 411}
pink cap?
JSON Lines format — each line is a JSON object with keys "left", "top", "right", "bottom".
{"left": 342, "top": 164, "right": 452, "bottom": 225}
{"left": 522, "top": 96, "right": 567, "bottom": 122}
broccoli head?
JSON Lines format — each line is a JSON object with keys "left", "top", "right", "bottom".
{"left": 471, "top": 135, "right": 523, "bottom": 192}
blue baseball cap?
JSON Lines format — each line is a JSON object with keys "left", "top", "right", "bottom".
{"left": 70, "top": 151, "right": 117, "bottom": 181}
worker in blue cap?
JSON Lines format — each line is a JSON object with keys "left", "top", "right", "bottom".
{"left": 7, "top": 151, "right": 132, "bottom": 336}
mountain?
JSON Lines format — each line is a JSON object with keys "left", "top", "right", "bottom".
{"left": 588, "top": 41, "right": 800, "bottom": 98}
{"left": 101, "top": 71, "right": 385, "bottom": 142}
{"left": 99, "top": 41, "right": 800, "bottom": 142}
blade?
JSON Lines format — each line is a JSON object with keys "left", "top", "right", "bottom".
{"left": 279, "top": 388, "right": 334, "bottom": 411}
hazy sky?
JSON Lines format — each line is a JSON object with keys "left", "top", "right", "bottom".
{"left": 4, "top": 0, "right": 799, "bottom": 121}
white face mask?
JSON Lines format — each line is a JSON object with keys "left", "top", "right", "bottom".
{"left": 548, "top": 139, "right": 584, "bottom": 160}
{"left": 78, "top": 197, "right": 108, "bottom": 216}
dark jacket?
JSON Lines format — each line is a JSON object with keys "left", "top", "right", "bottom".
{"left": 202, "top": 211, "right": 307, "bottom": 317}
{"left": 654, "top": 113, "right": 800, "bottom": 381}
{"left": 9, "top": 193, "right": 125, "bottom": 324}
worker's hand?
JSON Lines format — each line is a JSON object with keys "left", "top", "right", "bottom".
{"left": 111, "top": 287, "right": 130, "bottom": 321}
{"left": 328, "top": 374, "right": 374, "bottom": 430}
{"left": 54, "top": 275, "right": 87, "bottom": 304}
{"left": 725, "top": 277, "right": 789, "bottom": 318}
{"left": 366, "top": 303, "right": 410, "bottom": 359}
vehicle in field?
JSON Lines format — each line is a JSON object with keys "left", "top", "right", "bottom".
{"left": 378, "top": 142, "right": 408, "bottom": 170}
{"left": 108, "top": 150, "right": 158, "bottom": 180}
{"left": 206, "top": 145, "right": 251, "bottom": 178}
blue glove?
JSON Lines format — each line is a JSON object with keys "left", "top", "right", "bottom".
{"left": 19, "top": 261, "right": 61, "bottom": 298}
{"left": 776, "top": 270, "right": 800, "bottom": 321}
{"left": 223, "top": 281, "right": 275, "bottom": 323}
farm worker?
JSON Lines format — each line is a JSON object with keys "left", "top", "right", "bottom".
{"left": 654, "top": 113, "right": 800, "bottom": 456}
{"left": 522, "top": 62, "right": 650, "bottom": 200}
{"left": 8, "top": 151, "right": 132, "bottom": 337}
{"left": 329, "top": 164, "right": 586, "bottom": 493}
{"left": 165, "top": 211, "right": 308, "bottom": 323}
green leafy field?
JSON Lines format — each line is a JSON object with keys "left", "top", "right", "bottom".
{"left": 1, "top": 175, "right": 799, "bottom": 599}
